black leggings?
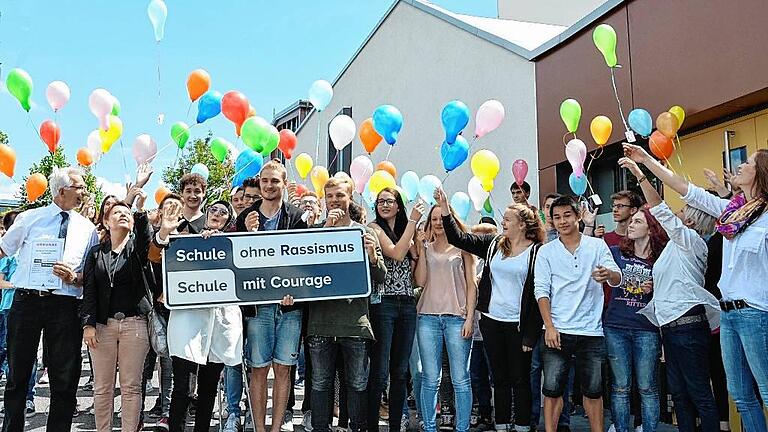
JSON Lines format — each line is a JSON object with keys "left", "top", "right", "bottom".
{"left": 168, "top": 357, "right": 224, "bottom": 432}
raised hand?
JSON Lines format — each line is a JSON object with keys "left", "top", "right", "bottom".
{"left": 245, "top": 211, "right": 260, "bottom": 232}
{"left": 618, "top": 157, "right": 643, "bottom": 177}
{"left": 136, "top": 163, "right": 154, "bottom": 188}
{"left": 410, "top": 201, "right": 425, "bottom": 222}
{"left": 159, "top": 200, "right": 183, "bottom": 240}
{"left": 622, "top": 143, "right": 651, "bottom": 164}
{"left": 434, "top": 187, "right": 449, "bottom": 215}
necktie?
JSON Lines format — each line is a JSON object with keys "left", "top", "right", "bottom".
{"left": 59, "top": 211, "right": 69, "bottom": 239}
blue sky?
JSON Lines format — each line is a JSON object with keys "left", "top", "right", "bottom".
{"left": 0, "top": 0, "right": 497, "bottom": 202}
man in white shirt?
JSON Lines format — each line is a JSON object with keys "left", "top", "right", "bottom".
{"left": 533, "top": 196, "right": 620, "bottom": 432}
{"left": 0, "top": 167, "right": 96, "bottom": 432}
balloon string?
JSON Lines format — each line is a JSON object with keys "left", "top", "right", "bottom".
{"left": 328, "top": 150, "right": 339, "bottom": 170}
{"left": 185, "top": 102, "right": 193, "bottom": 119}
{"left": 287, "top": 159, "right": 298, "bottom": 182}
{"left": 385, "top": 146, "right": 393, "bottom": 161}
{"left": 673, "top": 135, "right": 691, "bottom": 182}
{"left": 610, "top": 68, "right": 630, "bottom": 133}
{"left": 173, "top": 148, "right": 180, "bottom": 168}
{"left": 441, "top": 170, "right": 453, "bottom": 185}
{"left": 585, "top": 176, "right": 596, "bottom": 197}
{"left": 156, "top": 41, "right": 162, "bottom": 120}
{"left": 585, "top": 147, "right": 604, "bottom": 174}
{"left": 315, "top": 115, "right": 321, "bottom": 165}
{"left": 118, "top": 139, "right": 129, "bottom": 179}
{"left": 146, "top": 141, "right": 175, "bottom": 162}
{"left": 26, "top": 114, "right": 44, "bottom": 144}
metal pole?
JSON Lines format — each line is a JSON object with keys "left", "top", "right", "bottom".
{"left": 724, "top": 130, "right": 735, "bottom": 190}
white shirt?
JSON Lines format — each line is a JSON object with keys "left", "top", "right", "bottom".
{"left": 534, "top": 234, "right": 620, "bottom": 336}
{"left": 638, "top": 202, "right": 720, "bottom": 328}
{"left": 486, "top": 244, "right": 532, "bottom": 322}
{"left": 0, "top": 203, "right": 96, "bottom": 297}
{"left": 168, "top": 306, "right": 243, "bottom": 366}
{"left": 682, "top": 185, "right": 768, "bottom": 312}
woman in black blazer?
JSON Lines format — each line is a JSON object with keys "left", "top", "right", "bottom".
{"left": 81, "top": 201, "right": 156, "bottom": 432}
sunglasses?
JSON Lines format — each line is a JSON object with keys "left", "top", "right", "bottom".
{"left": 207, "top": 205, "right": 230, "bottom": 217}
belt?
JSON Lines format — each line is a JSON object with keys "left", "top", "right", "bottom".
{"left": 719, "top": 299, "right": 749, "bottom": 312}
{"left": 16, "top": 289, "right": 54, "bottom": 297}
{"left": 662, "top": 314, "right": 707, "bottom": 329}
{"left": 110, "top": 312, "right": 139, "bottom": 320}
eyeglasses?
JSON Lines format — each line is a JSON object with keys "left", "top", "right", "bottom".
{"left": 376, "top": 199, "right": 397, "bottom": 207}
{"left": 207, "top": 205, "right": 229, "bottom": 217}
{"left": 64, "top": 185, "right": 86, "bottom": 192}
{"left": 611, "top": 204, "right": 634, "bottom": 210}
{"left": 301, "top": 199, "right": 318, "bottom": 207}
{"left": 244, "top": 194, "right": 260, "bottom": 201}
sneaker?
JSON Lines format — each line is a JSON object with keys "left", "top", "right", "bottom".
{"left": 24, "top": 400, "right": 35, "bottom": 417}
{"left": 38, "top": 369, "right": 49, "bottom": 384}
{"left": 224, "top": 413, "right": 241, "bottom": 432}
{"left": 281, "top": 410, "right": 294, "bottom": 432}
{"left": 607, "top": 425, "right": 616, "bottom": 432}
{"left": 72, "top": 404, "right": 80, "bottom": 418}
{"left": 148, "top": 403, "right": 163, "bottom": 418}
{"left": 439, "top": 414, "right": 454, "bottom": 431}
{"left": 400, "top": 414, "right": 410, "bottom": 432}
{"left": 635, "top": 427, "right": 643, "bottom": 432}
{"left": 379, "top": 403, "right": 389, "bottom": 421}
{"left": 156, "top": 417, "right": 170, "bottom": 431}
{"left": 244, "top": 413, "right": 255, "bottom": 432}
{"left": 83, "top": 378, "right": 94, "bottom": 391}
{"left": 302, "top": 411, "right": 313, "bottom": 432}
{"left": 145, "top": 381, "right": 154, "bottom": 394}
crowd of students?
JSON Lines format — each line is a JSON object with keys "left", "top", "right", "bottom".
{"left": 0, "top": 144, "right": 766, "bottom": 432}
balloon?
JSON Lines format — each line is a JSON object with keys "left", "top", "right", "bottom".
{"left": 76, "top": 148, "right": 94, "bottom": 167}
{"left": 593, "top": 23, "right": 618, "bottom": 67}
{"left": 196, "top": 90, "right": 222, "bottom": 124}
{"left": 565, "top": 138, "right": 588, "bottom": 177}
{"left": 310, "top": 166, "right": 330, "bottom": 196}
{"left": 155, "top": 185, "right": 171, "bottom": 205}
{"left": 248, "top": 105, "right": 257, "bottom": 118}
{"left": 362, "top": 181, "right": 375, "bottom": 210}
{"left": 99, "top": 115, "right": 123, "bottom": 153}
{"left": 373, "top": 105, "right": 403, "bottom": 145}
{"left": 0, "top": 145, "right": 16, "bottom": 178}
{"left": 590, "top": 115, "right": 612, "bottom": 146}
{"left": 87, "top": 130, "right": 103, "bottom": 161}
{"left": 147, "top": 0, "right": 168, "bottom": 42}
{"left": 26, "top": 174, "right": 48, "bottom": 202}
{"left": 46, "top": 81, "right": 70, "bottom": 112}
{"left": 171, "top": 121, "right": 190, "bottom": 149}
{"left": 359, "top": 118, "right": 382, "bottom": 153}
{"left": 296, "top": 184, "right": 308, "bottom": 197}
{"left": 628, "top": 108, "right": 652, "bottom": 137}
{"left": 131, "top": 134, "right": 157, "bottom": 165}
{"left": 187, "top": 69, "right": 210, "bottom": 102}
{"left": 221, "top": 91, "right": 250, "bottom": 127}
{"left": 669, "top": 105, "right": 685, "bottom": 128}
{"left": 89, "top": 89, "right": 114, "bottom": 131}
{"left": 656, "top": 112, "right": 679, "bottom": 139}
{"left": 111, "top": 96, "right": 121, "bottom": 116}
{"left": 261, "top": 126, "right": 280, "bottom": 157}
{"left": 450, "top": 192, "right": 471, "bottom": 221}
{"left": 560, "top": 99, "right": 581, "bottom": 133}
{"left": 350, "top": 156, "right": 374, "bottom": 194}
{"left": 470, "top": 150, "right": 500, "bottom": 192}
{"left": 418, "top": 175, "right": 442, "bottom": 205}
{"left": 569, "top": 173, "right": 588, "bottom": 196}
{"left": 649, "top": 131, "right": 674, "bottom": 160}
{"left": 441, "top": 100, "right": 470, "bottom": 144}
{"left": 329, "top": 115, "right": 356, "bottom": 151}
{"left": 232, "top": 149, "right": 264, "bottom": 187}
{"left": 440, "top": 135, "right": 469, "bottom": 172}
{"left": 241, "top": 116, "right": 271, "bottom": 153}
{"left": 278, "top": 129, "right": 297, "bottom": 159}
{"left": 39, "top": 120, "right": 60, "bottom": 153}
{"left": 210, "top": 137, "right": 230, "bottom": 163}
{"left": 400, "top": 171, "right": 420, "bottom": 202}
{"left": 475, "top": 99, "right": 505, "bottom": 139}
{"left": 376, "top": 161, "right": 397, "bottom": 179}
{"left": 467, "top": 177, "right": 489, "bottom": 211}
{"left": 190, "top": 163, "right": 210, "bottom": 181}
{"left": 6, "top": 69, "right": 32, "bottom": 112}
{"left": 512, "top": 159, "right": 528, "bottom": 186}
{"left": 482, "top": 198, "right": 494, "bottom": 215}
{"left": 369, "top": 170, "right": 396, "bottom": 195}
{"left": 308, "top": 80, "right": 333, "bottom": 112}
{"left": 295, "top": 153, "right": 313, "bottom": 180}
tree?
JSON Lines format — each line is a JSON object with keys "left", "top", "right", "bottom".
{"left": 161, "top": 134, "right": 234, "bottom": 206}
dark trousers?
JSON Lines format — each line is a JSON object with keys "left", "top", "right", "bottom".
{"left": 308, "top": 335, "right": 370, "bottom": 432}
{"left": 709, "top": 333, "right": 730, "bottom": 425}
{"left": 470, "top": 340, "right": 493, "bottom": 419}
{"left": 168, "top": 356, "right": 224, "bottom": 432}
{"left": 302, "top": 336, "right": 313, "bottom": 413}
{"left": 2, "top": 293, "right": 82, "bottom": 432}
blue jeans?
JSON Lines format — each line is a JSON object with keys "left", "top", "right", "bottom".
{"left": 469, "top": 340, "right": 492, "bottom": 420}
{"left": 531, "top": 336, "right": 571, "bottom": 427}
{"left": 225, "top": 365, "right": 244, "bottom": 416}
{"left": 542, "top": 334, "right": 605, "bottom": 399}
{"left": 605, "top": 327, "right": 661, "bottom": 432}
{"left": 720, "top": 307, "right": 768, "bottom": 432}
{"left": 417, "top": 314, "right": 472, "bottom": 432}
{"left": 246, "top": 305, "right": 302, "bottom": 367}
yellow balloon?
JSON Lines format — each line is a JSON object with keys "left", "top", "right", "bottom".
{"left": 295, "top": 153, "right": 313, "bottom": 180}
{"left": 590, "top": 115, "right": 613, "bottom": 146}
{"left": 669, "top": 105, "right": 685, "bottom": 128}
{"left": 369, "top": 170, "right": 396, "bottom": 195}
{"left": 99, "top": 115, "right": 123, "bottom": 153}
{"left": 470, "top": 150, "right": 500, "bottom": 190}
{"left": 310, "top": 166, "right": 329, "bottom": 197}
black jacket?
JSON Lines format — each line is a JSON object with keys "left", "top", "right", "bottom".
{"left": 81, "top": 212, "right": 158, "bottom": 327}
{"left": 442, "top": 214, "right": 543, "bottom": 348}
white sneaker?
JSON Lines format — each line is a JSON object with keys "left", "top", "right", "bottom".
{"left": 38, "top": 369, "right": 49, "bottom": 384}
{"left": 24, "top": 400, "right": 35, "bottom": 418}
{"left": 634, "top": 426, "right": 643, "bottom": 432}
{"left": 281, "top": 410, "right": 294, "bottom": 432}
{"left": 244, "top": 413, "right": 255, "bottom": 432}
{"left": 224, "top": 413, "right": 242, "bottom": 432}
{"left": 302, "top": 411, "right": 313, "bottom": 432}
{"left": 400, "top": 414, "right": 409, "bottom": 432}
{"left": 608, "top": 424, "right": 616, "bottom": 432}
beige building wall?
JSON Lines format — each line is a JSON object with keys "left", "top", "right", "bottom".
{"left": 497, "top": 0, "right": 606, "bottom": 26}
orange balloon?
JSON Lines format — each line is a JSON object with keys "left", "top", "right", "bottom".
{"left": 155, "top": 185, "right": 171, "bottom": 205}
{"left": 187, "top": 69, "right": 211, "bottom": 102}
{"left": 26, "top": 173, "right": 48, "bottom": 202}
{"left": 376, "top": 161, "right": 397, "bottom": 179}
{"left": 76, "top": 147, "right": 94, "bottom": 167}
{"left": 359, "top": 118, "right": 382, "bottom": 154}
{"left": 649, "top": 131, "right": 674, "bottom": 160}
{"left": 248, "top": 105, "right": 257, "bottom": 118}
{"left": 0, "top": 144, "right": 16, "bottom": 178}
{"left": 656, "top": 112, "right": 679, "bottom": 139}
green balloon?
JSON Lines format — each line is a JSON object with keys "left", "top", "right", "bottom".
{"left": 260, "top": 127, "right": 280, "bottom": 157}
{"left": 483, "top": 197, "right": 493, "bottom": 214}
{"left": 593, "top": 24, "right": 618, "bottom": 68}
{"left": 171, "top": 121, "right": 190, "bottom": 149}
{"left": 210, "top": 137, "right": 230, "bottom": 163}
{"left": 111, "top": 98, "right": 121, "bottom": 116}
{"left": 241, "top": 116, "right": 270, "bottom": 153}
{"left": 559, "top": 98, "right": 582, "bottom": 133}
{"left": 6, "top": 68, "right": 33, "bottom": 112}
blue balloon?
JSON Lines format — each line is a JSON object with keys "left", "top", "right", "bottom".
{"left": 569, "top": 172, "right": 588, "bottom": 196}
{"left": 418, "top": 175, "right": 442, "bottom": 205}
{"left": 400, "top": 171, "right": 420, "bottom": 203}
{"left": 232, "top": 149, "right": 263, "bottom": 188}
{"left": 197, "top": 90, "right": 223, "bottom": 124}
{"left": 441, "top": 100, "right": 470, "bottom": 144}
{"left": 628, "top": 108, "right": 652, "bottom": 137}
{"left": 440, "top": 135, "right": 469, "bottom": 172}
{"left": 450, "top": 192, "right": 471, "bottom": 221}
{"left": 373, "top": 105, "right": 403, "bottom": 145}
{"left": 190, "top": 163, "right": 209, "bottom": 181}
{"left": 308, "top": 80, "right": 333, "bottom": 112}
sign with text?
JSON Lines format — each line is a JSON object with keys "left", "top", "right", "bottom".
{"left": 162, "top": 227, "right": 371, "bottom": 309}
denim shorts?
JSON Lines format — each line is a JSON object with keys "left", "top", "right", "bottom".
{"left": 245, "top": 304, "right": 302, "bottom": 368}
{"left": 542, "top": 333, "right": 606, "bottom": 399}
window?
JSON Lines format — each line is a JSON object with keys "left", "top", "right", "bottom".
{"left": 723, "top": 146, "right": 747, "bottom": 174}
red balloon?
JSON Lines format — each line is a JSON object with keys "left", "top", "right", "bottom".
{"left": 39, "top": 120, "right": 60, "bottom": 153}
{"left": 221, "top": 91, "right": 249, "bottom": 126}
{"left": 296, "top": 184, "right": 308, "bottom": 197}
{"left": 278, "top": 129, "right": 297, "bottom": 159}
{"left": 649, "top": 130, "right": 674, "bottom": 160}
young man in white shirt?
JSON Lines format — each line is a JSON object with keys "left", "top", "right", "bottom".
{"left": 533, "top": 196, "right": 621, "bottom": 432}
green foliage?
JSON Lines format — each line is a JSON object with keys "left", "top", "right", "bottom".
{"left": 161, "top": 133, "right": 234, "bottom": 206}
{"left": 0, "top": 131, "right": 9, "bottom": 146}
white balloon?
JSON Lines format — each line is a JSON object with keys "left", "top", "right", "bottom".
{"left": 45, "top": 81, "right": 70, "bottom": 112}
{"left": 86, "top": 130, "right": 103, "bottom": 161}
{"left": 468, "top": 176, "right": 489, "bottom": 211}
{"left": 132, "top": 134, "right": 157, "bottom": 165}
{"left": 329, "top": 115, "right": 356, "bottom": 151}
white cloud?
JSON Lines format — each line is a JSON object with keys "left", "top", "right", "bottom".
{"left": 96, "top": 177, "right": 126, "bottom": 200}
{"left": 0, "top": 183, "right": 20, "bottom": 201}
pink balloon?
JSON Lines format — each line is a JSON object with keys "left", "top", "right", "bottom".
{"left": 512, "top": 159, "right": 528, "bottom": 186}
{"left": 565, "top": 138, "right": 587, "bottom": 177}
{"left": 89, "top": 89, "right": 114, "bottom": 131}
{"left": 132, "top": 134, "right": 157, "bottom": 165}
{"left": 350, "top": 155, "right": 374, "bottom": 194}
{"left": 46, "top": 81, "right": 70, "bottom": 112}
{"left": 474, "top": 100, "right": 505, "bottom": 138}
